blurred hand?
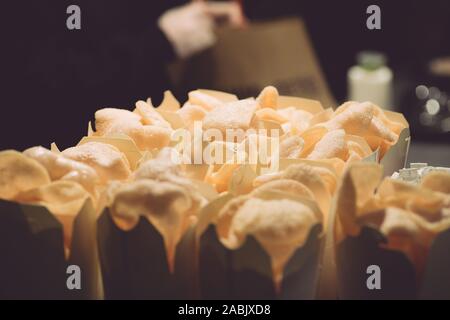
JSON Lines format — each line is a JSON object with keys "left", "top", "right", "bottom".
{"left": 158, "top": 1, "right": 245, "bottom": 59}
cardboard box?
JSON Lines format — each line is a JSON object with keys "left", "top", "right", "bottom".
{"left": 169, "top": 18, "right": 336, "bottom": 108}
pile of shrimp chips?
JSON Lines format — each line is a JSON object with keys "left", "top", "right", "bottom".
{"left": 86, "top": 86, "right": 407, "bottom": 193}
{"left": 0, "top": 85, "right": 412, "bottom": 299}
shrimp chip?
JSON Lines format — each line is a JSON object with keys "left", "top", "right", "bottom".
{"left": 202, "top": 98, "right": 258, "bottom": 134}
{"left": 377, "top": 178, "right": 448, "bottom": 221}
{"left": 282, "top": 163, "right": 333, "bottom": 217}
{"left": 322, "top": 102, "right": 374, "bottom": 135}
{"left": 135, "top": 157, "right": 203, "bottom": 203}
{"left": 62, "top": 142, "right": 131, "bottom": 183}
{"left": 95, "top": 108, "right": 141, "bottom": 135}
{"left": 228, "top": 164, "right": 257, "bottom": 196}
{"left": 319, "top": 101, "right": 403, "bottom": 160}
{"left": 254, "top": 163, "right": 334, "bottom": 220}
{"left": 372, "top": 104, "right": 406, "bottom": 135}
{"left": 278, "top": 107, "right": 313, "bottom": 135}
{"left": 366, "top": 116, "right": 398, "bottom": 143}
{"left": 157, "top": 90, "right": 181, "bottom": 112}
{"left": 298, "top": 126, "right": 328, "bottom": 157}
{"left": 0, "top": 150, "right": 50, "bottom": 200}
{"left": 345, "top": 135, "right": 373, "bottom": 160}
{"left": 279, "top": 135, "right": 304, "bottom": 159}
{"left": 281, "top": 160, "right": 339, "bottom": 194}
{"left": 257, "top": 86, "right": 279, "bottom": 109}
{"left": 135, "top": 148, "right": 206, "bottom": 205}
{"left": 95, "top": 108, "right": 172, "bottom": 150}
{"left": 134, "top": 157, "right": 182, "bottom": 182}
{"left": 24, "top": 146, "right": 99, "bottom": 196}
{"left": 134, "top": 100, "right": 171, "bottom": 128}
{"left": 176, "top": 103, "right": 207, "bottom": 127}
{"left": 307, "top": 129, "right": 347, "bottom": 160}
{"left": 188, "top": 90, "right": 224, "bottom": 111}
{"left": 255, "top": 108, "right": 287, "bottom": 124}
{"left": 309, "top": 108, "right": 334, "bottom": 126}
{"left": 206, "top": 162, "right": 241, "bottom": 193}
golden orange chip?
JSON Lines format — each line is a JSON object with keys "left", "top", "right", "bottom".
{"left": 255, "top": 108, "right": 288, "bottom": 124}
{"left": 157, "top": 90, "right": 181, "bottom": 112}
{"left": 322, "top": 102, "right": 374, "bottom": 135}
{"left": 366, "top": 116, "right": 398, "bottom": 143}
{"left": 298, "top": 126, "right": 328, "bottom": 157}
{"left": 345, "top": 135, "right": 373, "bottom": 159}
{"left": 257, "top": 86, "right": 279, "bottom": 109}
{"left": 372, "top": 104, "right": 406, "bottom": 135}
{"left": 323, "top": 101, "right": 401, "bottom": 157}
{"left": 307, "top": 129, "right": 348, "bottom": 160}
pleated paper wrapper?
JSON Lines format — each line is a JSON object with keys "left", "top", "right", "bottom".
{"left": 0, "top": 198, "right": 102, "bottom": 299}
{"left": 196, "top": 193, "right": 324, "bottom": 300}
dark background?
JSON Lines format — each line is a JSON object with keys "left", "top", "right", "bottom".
{"left": 1, "top": 0, "right": 449, "bottom": 151}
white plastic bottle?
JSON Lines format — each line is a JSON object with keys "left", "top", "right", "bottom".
{"left": 347, "top": 51, "right": 393, "bottom": 110}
